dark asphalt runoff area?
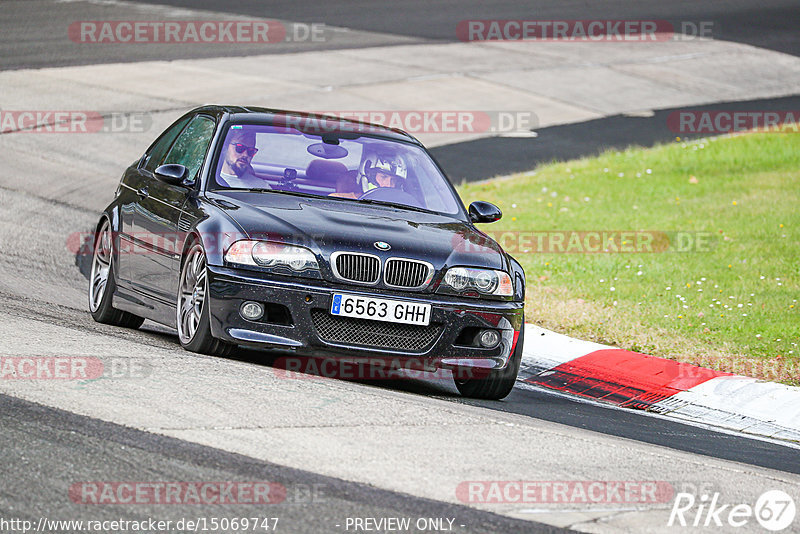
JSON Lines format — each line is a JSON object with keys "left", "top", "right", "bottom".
{"left": 432, "top": 94, "right": 800, "bottom": 182}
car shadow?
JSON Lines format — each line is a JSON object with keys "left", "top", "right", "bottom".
{"left": 136, "top": 320, "right": 458, "bottom": 397}
{"left": 227, "top": 347, "right": 460, "bottom": 398}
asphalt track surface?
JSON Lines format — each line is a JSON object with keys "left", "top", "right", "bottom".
{"left": 361, "top": 378, "right": 800, "bottom": 477}
{"left": 0, "top": 393, "right": 563, "bottom": 534}
{"left": 5, "top": 0, "right": 799, "bottom": 178}
{"left": 432, "top": 94, "right": 800, "bottom": 182}
{"left": 4, "top": 0, "right": 799, "bottom": 70}
{"left": 2, "top": 1, "right": 800, "bottom": 532}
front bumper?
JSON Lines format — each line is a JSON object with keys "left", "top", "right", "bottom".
{"left": 206, "top": 265, "right": 524, "bottom": 371}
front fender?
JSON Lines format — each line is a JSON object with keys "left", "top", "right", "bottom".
{"left": 178, "top": 198, "right": 248, "bottom": 267}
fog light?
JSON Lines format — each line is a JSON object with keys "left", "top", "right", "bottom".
{"left": 478, "top": 329, "right": 500, "bottom": 348}
{"left": 240, "top": 301, "right": 264, "bottom": 321}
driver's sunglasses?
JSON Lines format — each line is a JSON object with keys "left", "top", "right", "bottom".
{"left": 231, "top": 143, "right": 258, "bottom": 157}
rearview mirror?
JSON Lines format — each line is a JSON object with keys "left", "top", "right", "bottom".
{"left": 468, "top": 201, "right": 502, "bottom": 223}
{"left": 307, "top": 142, "right": 348, "bottom": 159}
{"left": 154, "top": 164, "right": 188, "bottom": 185}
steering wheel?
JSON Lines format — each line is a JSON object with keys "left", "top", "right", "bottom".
{"left": 357, "top": 187, "right": 420, "bottom": 206}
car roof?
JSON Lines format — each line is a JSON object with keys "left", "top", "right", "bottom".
{"left": 190, "top": 105, "right": 422, "bottom": 145}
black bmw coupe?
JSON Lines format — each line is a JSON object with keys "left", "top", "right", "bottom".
{"left": 89, "top": 106, "right": 526, "bottom": 399}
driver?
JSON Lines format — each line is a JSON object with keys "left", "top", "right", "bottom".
{"left": 218, "top": 129, "right": 270, "bottom": 189}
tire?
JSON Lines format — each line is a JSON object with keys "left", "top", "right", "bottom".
{"left": 88, "top": 218, "right": 145, "bottom": 329}
{"left": 176, "top": 241, "right": 233, "bottom": 357}
{"left": 454, "top": 325, "right": 524, "bottom": 400}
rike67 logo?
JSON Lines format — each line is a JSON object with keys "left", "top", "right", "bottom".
{"left": 668, "top": 490, "right": 796, "bottom": 531}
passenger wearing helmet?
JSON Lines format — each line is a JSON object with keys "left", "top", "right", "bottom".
{"left": 365, "top": 154, "right": 407, "bottom": 190}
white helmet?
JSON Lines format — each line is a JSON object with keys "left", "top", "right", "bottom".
{"left": 365, "top": 154, "right": 407, "bottom": 185}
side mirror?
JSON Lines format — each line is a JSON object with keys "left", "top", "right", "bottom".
{"left": 468, "top": 201, "right": 502, "bottom": 223}
{"left": 154, "top": 164, "right": 188, "bottom": 186}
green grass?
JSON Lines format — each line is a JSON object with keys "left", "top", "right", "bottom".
{"left": 458, "top": 132, "right": 800, "bottom": 384}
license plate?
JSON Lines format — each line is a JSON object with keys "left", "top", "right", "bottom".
{"left": 330, "top": 293, "right": 431, "bottom": 326}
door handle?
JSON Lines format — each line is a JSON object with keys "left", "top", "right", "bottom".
{"left": 137, "top": 187, "right": 149, "bottom": 199}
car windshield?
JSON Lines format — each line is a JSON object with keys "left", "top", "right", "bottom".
{"left": 210, "top": 122, "right": 462, "bottom": 215}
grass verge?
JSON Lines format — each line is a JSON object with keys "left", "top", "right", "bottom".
{"left": 458, "top": 131, "right": 799, "bottom": 384}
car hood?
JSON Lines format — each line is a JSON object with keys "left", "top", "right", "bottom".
{"left": 207, "top": 190, "right": 508, "bottom": 272}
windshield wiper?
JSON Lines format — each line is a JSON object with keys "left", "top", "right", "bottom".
{"left": 355, "top": 198, "right": 438, "bottom": 215}
{"left": 218, "top": 188, "right": 317, "bottom": 199}
{"left": 253, "top": 189, "right": 317, "bottom": 199}
{"left": 215, "top": 188, "right": 439, "bottom": 214}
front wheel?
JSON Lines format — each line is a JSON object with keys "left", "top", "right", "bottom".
{"left": 88, "top": 218, "right": 144, "bottom": 329}
{"left": 176, "top": 242, "right": 233, "bottom": 356}
{"left": 454, "top": 325, "right": 524, "bottom": 400}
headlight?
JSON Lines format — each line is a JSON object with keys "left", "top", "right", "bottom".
{"left": 225, "top": 240, "right": 319, "bottom": 274}
{"left": 439, "top": 267, "right": 513, "bottom": 297}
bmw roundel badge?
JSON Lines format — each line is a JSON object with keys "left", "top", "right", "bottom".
{"left": 374, "top": 241, "right": 391, "bottom": 251}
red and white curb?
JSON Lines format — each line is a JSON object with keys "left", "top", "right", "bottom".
{"left": 518, "top": 324, "right": 800, "bottom": 444}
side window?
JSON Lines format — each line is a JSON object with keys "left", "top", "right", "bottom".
{"left": 143, "top": 116, "right": 190, "bottom": 173}
{"left": 162, "top": 116, "right": 216, "bottom": 181}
